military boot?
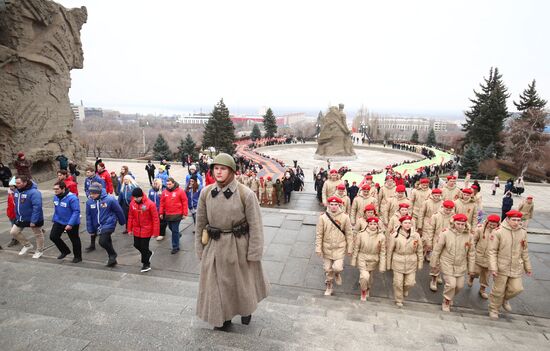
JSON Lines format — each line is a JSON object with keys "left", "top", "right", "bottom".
{"left": 502, "top": 300, "right": 512, "bottom": 312}
{"left": 360, "top": 290, "right": 367, "bottom": 302}
{"left": 334, "top": 273, "right": 342, "bottom": 286}
{"left": 478, "top": 287, "right": 489, "bottom": 299}
{"left": 429, "top": 278, "right": 437, "bottom": 292}
{"left": 489, "top": 310, "right": 499, "bottom": 320}
{"left": 442, "top": 299, "right": 451, "bottom": 312}
{"left": 324, "top": 281, "right": 333, "bottom": 296}
{"left": 467, "top": 276, "right": 474, "bottom": 287}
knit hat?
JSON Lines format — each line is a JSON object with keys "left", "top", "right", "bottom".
{"left": 89, "top": 182, "right": 102, "bottom": 194}
{"left": 132, "top": 188, "right": 144, "bottom": 197}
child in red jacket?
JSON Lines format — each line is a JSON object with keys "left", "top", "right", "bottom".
{"left": 127, "top": 188, "right": 160, "bottom": 272}
{"left": 5, "top": 177, "right": 18, "bottom": 248}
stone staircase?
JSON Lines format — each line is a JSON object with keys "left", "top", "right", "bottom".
{"left": 1, "top": 254, "right": 549, "bottom": 351}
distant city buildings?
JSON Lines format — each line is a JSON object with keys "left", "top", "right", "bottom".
{"left": 71, "top": 103, "right": 85, "bottom": 121}
{"left": 84, "top": 107, "right": 103, "bottom": 118}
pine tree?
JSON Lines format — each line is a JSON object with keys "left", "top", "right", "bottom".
{"left": 426, "top": 128, "right": 436, "bottom": 146}
{"left": 202, "top": 98, "right": 236, "bottom": 154}
{"left": 410, "top": 129, "right": 419, "bottom": 144}
{"left": 153, "top": 133, "right": 172, "bottom": 161}
{"left": 459, "top": 144, "right": 482, "bottom": 177}
{"left": 514, "top": 79, "right": 547, "bottom": 128}
{"left": 263, "top": 107, "right": 278, "bottom": 138}
{"left": 251, "top": 124, "right": 261, "bottom": 140}
{"left": 462, "top": 67, "right": 510, "bottom": 156}
{"left": 178, "top": 134, "right": 199, "bottom": 163}
{"left": 316, "top": 110, "right": 323, "bottom": 136}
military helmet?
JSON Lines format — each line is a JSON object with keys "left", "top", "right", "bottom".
{"left": 211, "top": 153, "right": 236, "bottom": 172}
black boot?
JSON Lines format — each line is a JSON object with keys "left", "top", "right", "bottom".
{"left": 7, "top": 238, "right": 19, "bottom": 247}
{"left": 85, "top": 235, "right": 96, "bottom": 252}
{"left": 241, "top": 315, "right": 252, "bottom": 325}
{"left": 214, "top": 320, "right": 232, "bottom": 331}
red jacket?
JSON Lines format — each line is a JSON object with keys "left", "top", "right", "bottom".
{"left": 127, "top": 197, "right": 160, "bottom": 238}
{"left": 205, "top": 170, "right": 215, "bottom": 186}
{"left": 97, "top": 169, "right": 113, "bottom": 194}
{"left": 394, "top": 176, "right": 405, "bottom": 187}
{"left": 7, "top": 192, "right": 16, "bottom": 220}
{"left": 64, "top": 178, "right": 79, "bottom": 196}
{"left": 160, "top": 186, "right": 188, "bottom": 217}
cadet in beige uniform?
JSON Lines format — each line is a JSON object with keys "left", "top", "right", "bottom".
{"left": 410, "top": 178, "right": 431, "bottom": 224}
{"left": 356, "top": 204, "right": 386, "bottom": 235}
{"left": 430, "top": 213, "right": 476, "bottom": 312}
{"left": 334, "top": 183, "right": 351, "bottom": 215}
{"left": 350, "top": 184, "right": 377, "bottom": 226}
{"left": 378, "top": 176, "right": 396, "bottom": 214}
{"left": 382, "top": 185, "right": 410, "bottom": 226}
{"left": 258, "top": 176, "right": 265, "bottom": 205}
{"left": 469, "top": 214, "right": 501, "bottom": 299}
{"left": 424, "top": 200, "right": 456, "bottom": 291}
{"left": 316, "top": 196, "right": 353, "bottom": 296}
{"left": 386, "top": 203, "right": 413, "bottom": 237}
{"left": 265, "top": 176, "right": 274, "bottom": 205}
{"left": 351, "top": 216, "right": 386, "bottom": 301}
{"left": 454, "top": 188, "right": 478, "bottom": 229}
{"left": 488, "top": 210, "right": 532, "bottom": 319}
{"left": 518, "top": 196, "right": 534, "bottom": 229}
{"left": 387, "top": 215, "right": 423, "bottom": 307}
{"left": 417, "top": 188, "right": 443, "bottom": 237}
{"left": 321, "top": 169, "right": 341, "bottom": 206}
{"left": 249, "top": 174, "right": 259, "bottom": 199}
{"left": 442, "top": 175, "right": 461, "bottom": 202}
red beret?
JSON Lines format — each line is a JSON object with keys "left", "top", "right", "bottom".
{"left": 329, "top": 169, "right": 338, "bottom": 174}
{"left": 462, "top": 188, "right": 473, "bottom": 194}
{"left": 267, "top": 176, "right": 272, "bottom": 180}
{"left": 447, "top": 175, "right": 456, "bottom": 180}
{"left": 336, "top": 184, "right": 346, "bottom": 190}
{"left": 420, "top": 178, "right": 430, "bottom": 184}
{"left": 327, "top": 196, "right": 343, "bottom": 204}
{"left": 364, "top": 204, "right": 376, "bottom": 213}
{"left": 365, "top": 175, "right": 373, "bottom": 180}
{"left": 432, "top": 188, "right": 442, "bottom": 194}
{"left": 385, "top": 175, "right": 393, "bottom": 180}
{"left": 453, "top": 213, "right": 468, "bottom": 222}
{"left": 396, "top": 185, "right": 406, "bottom": 193}
{"left": 399, "top": 215, "right": 413, "bottom": 222}
{"left": 506, "top": 210, "right": 523, "bottom": 218}
{"left": 366, "top": 217, "right": 379, "bottom": 223}
{"left": 471, "top": 185, "right": 479, "bottom": 190}
{"left": 375, "top": 183, "right": 380, "bottom": 188}
{"left": 361, "top": 184, "right": 371, "bottom": 191}
{"left": 487, "top": 214, "right": 501, "bottom": 223}
{"left": 398, "top": 203, "right": 410, "bottom": 209}
{"left": 443, "top": 200, "right": 455, "bottom": 209}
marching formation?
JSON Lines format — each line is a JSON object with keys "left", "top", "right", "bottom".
{"left": 315, "top": 171, "right": 534, "bottom": 320}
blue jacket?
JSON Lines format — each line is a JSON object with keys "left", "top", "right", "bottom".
{"left": 85, "top": 174, "right": 105, "bottom": 197}
{"left": 86, "top": 189, "right": 126, "bottom": 234}
{"left": 118, "top": 184, "right": 137, "bottom": 206}
{"left": 148, "top": 188, "right": 161, "bottom": 211}
{"left": 52, "top": 191, "right": 80, "bottom": 226}
{"left": 185, "top": 173, "right": 203, "bottom": 188}
{"left": 14, "top": 182, "right": 43, "bottom": 224}
{"left": 117, "top": 172, "right": 136, "bottom": 194}
{"left": 185, "top": 187, "right": 201, "bottom": 211}
{"left": 155, "top": 171, "right": 169, "bottom": 188}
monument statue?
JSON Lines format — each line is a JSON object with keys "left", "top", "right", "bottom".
{"left": 0, "top": 0, "right": 88, "bottom": 181}
{"left": 315, "top": 104, "right": 357, "bottom": 159}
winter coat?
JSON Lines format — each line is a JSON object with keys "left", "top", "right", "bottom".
{"left": 350, "top": 193, "right": 377, "bottom": 225}
{"left": 442, "top": 184, "right": 461, "bottom": 201}
{"left": 127, "top": 197, "right": 160, "bottom": 238}
{"left": 355, "top": 217, "right": 386, "bottom": 235}
{"left": 430, "top": 226, "right": 475, "bottom": 276}
{"left": 84, "top": 175, "right": 105, "bottom": 197}
{"left": 186, "top": 186, "right": 201, "bottom": 212}
{"left": 377, "top": 183, "right": 396, "bottom": 213}
{"left": 454, "top": 199, "right": 478, "bottom": 228}
{"left": 387, "top": 228, "right": 423, "bottom": 274}
{"left": 424, "top": 209, "right": 454, "bottom": 248}
{"left": 145, "top": 163, "right": 156, "bottom": 175}
{"left": 334, "top": 193, "right": 351, "bottom": 215}
{"left": 410, "top": 188, "right": 431, "bottom": 221}
{"left": 518, "top": 201, "right": 534, "bottom": 220}
{"left": 382, "top": 195, "right": 411, "bottom": 225}
{"left": 473, "top": 222, "right": 495, "bottom": 268}
{"left": 14, "top": 182, "right": 43, "bottom": 224}
{"left": 321, "top": 179, "right": 341, "bottom": 204}
{"left": 7, "top": 190, "right": 16, "bottom": 221}
{"left": 15, "top": 158, "right": 32, "bottom": 177}
{"left": 159, "top": 185, "right": 188, "bottom": 220}
{"left": 417, "top": 197, "right": 443, "bottom": 230}
{"left": 249, "top": 178, "right": 259, "bottom": 192}
{"left": 63, "top": 178, "right": 79, "bottom": 196}
{"left": 488, "top": 220, "right": 532, "bottom": 277}
{"left": 97, "top": 169, "right": 114, "bottom": 194}
{"left": 185, "top": 172, "right": 203, "bottom": 188}
{"left": 351, "top": 227, "right": 386, "bottom": 272}
{"left": 315, "top": 209, "right": 353, "bottom": 260}
{"left": 118, "top": 184, "right": 137, "bottom": 207}
{"left": 155, "top": 170, "right": 169, "bottom": 188}
{"left": 148, "top": 188, "right": 162, "bottom": 211}
{"left": 194, "top": 179, "right": 269, "bottom": 327}
{"left": 52, "top": 190, "right": 80, "bottom": 226}
{"left": 282, "top": 179, "right": 293, "bottom": 193}
{"left": 205, "top": 171, "right": 215, "bottom": 186}
{"left": 502, "top": 196, "right": 513, "bottom": 213}
{"left": 386, "top": 212, "right": 416, "bottom": 238}
{"left": 86, "top": 189, "right": 126, "bottom": 234}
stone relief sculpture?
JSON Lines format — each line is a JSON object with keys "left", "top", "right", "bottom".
{"left": 315, "top": 104, "right": 357, "bottom": 159}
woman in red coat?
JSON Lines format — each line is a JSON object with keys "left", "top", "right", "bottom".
{"left": 127, "top": 188, "right": 160, "bottom": 272}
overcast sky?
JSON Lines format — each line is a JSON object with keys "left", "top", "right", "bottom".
{"left": 58, "top": 0, "right": 550, "bottom": 118}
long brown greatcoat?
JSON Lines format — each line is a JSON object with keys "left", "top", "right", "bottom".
{"left": 195, "top": 180, "right": 270, "bottom": 327}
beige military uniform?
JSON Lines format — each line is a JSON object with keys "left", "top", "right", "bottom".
{"left": 259, "top": 180, "right": 266, "bottom": 204}
{"left": 442, "top": 184, "right": 461, "bottom": 202}
{"left": 454, "top": 198, "right": 478, "bottom": 228}
{"left": 321, "top": 179, "right": 341, "bottom": 205}
{"left": 424, "top": 209, "right": 454, "bottom": 250}
{"left": 335, "top": 193, "right": 351, "bottom": 215}
{"left": 518, "top": 200, "right": 534, "bottom": 228}
{"left": 472, "top": 222, "right": 495, "bottom": 288}
{"left": 430, "top": 226, "right": 475, "bottom": 302}
{"left": 417, "top": 196, "right": 443, "bottom": 232}
{"left": 350, "top": 194, "right": 377, "bottom": 226}
{"left": 351, "top": 227, "right": 386, "bottom": 291}
{"left": 249, "top": 177, "right": 259, "bottom": 198}
{"left": 355, "top": 217, "right": 386, "bottom": 239}
{"left": 386, "top": 212, "right": 416, "bottom": 238}
{"left": 410, "top": 187, "right": 431, "bottom": 222}
{"left": 265, "top": 180, "right": 274, "bottom": 204}
{"left": 387, "top": 228, "right": 423, "bottom": 304}
{"left": 382, "top": 195, "right": 411, "bottom": 225}
{"left": 378, "top": 183, "right": 396, "bottom": 214}
{"left": 488, "top": 220, "right": 532, "bottom": 315}
{"left": 315, "top": 209, "right": 353, "bottom": 283}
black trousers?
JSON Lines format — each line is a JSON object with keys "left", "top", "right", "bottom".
{"left": 133, "top": 236, "right": 152, "bottom": 264}
{"left": 147, "top": 172, "right": 155, "bottom": 185}
{"left": 98, "top": 230, "right": 117, "bottom": 260}
{"left": 159, "top": 217, "right": 167, "bottom": 237}
{"left": 50, "top": 222, "right": 82, "bottom": 259}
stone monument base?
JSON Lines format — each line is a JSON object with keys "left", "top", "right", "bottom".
{"left": 314, "top": 154, "right": 358, "bottom": 161}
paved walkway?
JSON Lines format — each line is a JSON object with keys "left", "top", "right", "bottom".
{"left": 236, "top": 143, "right": 286, "bottom": 180}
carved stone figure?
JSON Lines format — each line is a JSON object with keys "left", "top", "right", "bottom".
{"left": 0, "top": 0, "right": 88, "bottom": 181}
{"left": 315, "top": 104, "right": 356, "bottom": 159}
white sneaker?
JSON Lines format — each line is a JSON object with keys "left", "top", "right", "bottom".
{"left": 19, "top": 244, "right": 33, "bottom": 256}
{"left": 156, "top": 236, "right": 165, "bottom": 241}
{"left": 32, "top": 250, "right": 43, "bottom": 259}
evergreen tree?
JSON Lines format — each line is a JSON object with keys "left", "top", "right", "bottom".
{"left": 263, "top": 107, "right": 278, "bottom": 138}
{"left": 202, "top": 98, "right": 236, "bottom": 154}
{"left": 250, "top": 124, "right": 261, "bottom": 140}
{"left": 153, "top": 133, "right": 172, "bottom": 161}
{"left": 514, "top": 79, "right": 547, "bottom": 128}
{"left": 482, "top": 143, "right": 496, "bottom": 160}
{"left": 426, "top": 128, "right": 436, "bottom": 146}
{"left": 316, "top": 110, "right": 323, "bottom": 136}
{"left": 462, "top": 67, "right": 510, "bottom": 156}
{"left": 459, "top": 144, "right": 482, "bottom": 177}
{"left": 178, "top": 134, "right": 199, "bottom": 163}
{"left": 410, "top": 129, "right": 419, "bottom": 144}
